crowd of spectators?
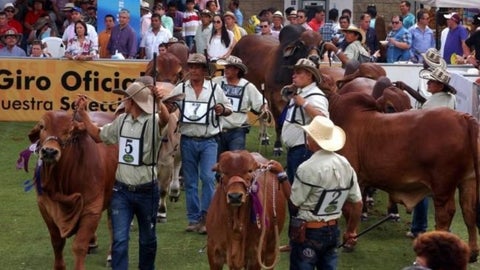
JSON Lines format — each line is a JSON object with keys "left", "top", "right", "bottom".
{"left": 0, "top": 0, "right": 478, "bottom": 70}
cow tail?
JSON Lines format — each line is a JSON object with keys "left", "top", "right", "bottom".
{"left": 468, "top": 115, "right": 480, "bottom": 230}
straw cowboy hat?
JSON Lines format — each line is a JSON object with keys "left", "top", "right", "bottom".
{"left": 420, "top": 67, "right": 456, "bottom": 94}
{"left": 421, "top": 48, "right": 446, "bottom": 69}
{"left": 0, "top": 28, "right": 22, "bottom": 45}
{"left": 272, "top": 11, "right": 284, "bottom": 18}
{"left": 301, "top": 116, "right": 346, "bottom": 152}
{"left": 216, "top": 55, "right": 248, "bottom": 74}
{"left": 113, "top": 80, "right": 155, "bottom": 114}
{"left": 293, "top": 58, "right": 322, "bottom": 83}
{"left": 223, "top": 11, "right": 236, "bottom": 21}
{"left": 342, "top": 25, "right": 365, "bottom": 44}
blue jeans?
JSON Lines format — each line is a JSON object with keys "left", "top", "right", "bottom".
{"left": 290, "top": 226, "right": 340, "bottom": 270}
{"left": 411, "top": 197, "right": 428, "bottom": 234}
{"left": 181, "top": 136, "right": 218, "bottom": 223}
{"left": 184, "top": 35, "right": 195, "bottom": 51}
{"left": 110, "top": 181, "right": 159, "bottom": 270}
{"left": 286, "top": 145, "right": 312, "bottom": 184}
{"left": 218, "top": 128, "right": 247, "bottom": 154}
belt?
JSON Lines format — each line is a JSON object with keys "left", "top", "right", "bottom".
{"left": 222, "top": 126, "right": 248, "bottom": 133}
{"left": 181, "top": 134, "right": 218, "bottom": 141}
{"left": 115, "top": 180, "right": 157, "bottom": 193}
{"left": 288, "top": 144, "right": 306, "bottom": 151}
{"left": 305, "top": 219, "right": 338, "bottom": 229}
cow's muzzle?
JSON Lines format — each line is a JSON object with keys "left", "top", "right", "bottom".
{"left": 227, "top": 192, "right": 244, "bottom": 206}
{"left": 40, "top": 147, "right": 60, "bottom": 163}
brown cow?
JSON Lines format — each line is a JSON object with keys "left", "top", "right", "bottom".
{"left": 207, "top": 151, "right": 287, "bottom": 269}
{"left": 28, "top": 111, "right": 118, "bottom": 270}
{"left": 329, "top": 92, "right": 480, "bottom": 262}
{"left": 232, "top": 25, "right": 323, "bottom": 155}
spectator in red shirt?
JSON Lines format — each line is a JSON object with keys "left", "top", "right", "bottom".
{"left": 308, "top": 7, "right": 325, "bottom": 32}
{"left": 24, "top": 0, "right": 48, "bottom": 36}
{"left": 4, "top": 3, "right": 23, "bottom": 35}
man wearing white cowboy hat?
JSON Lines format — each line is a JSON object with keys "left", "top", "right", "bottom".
{"left": 0, "top": 28, "right": 26, "bottom": 56}
{"left": 213, "top": 55, "right": 268, "bottom": 154}
{"left": 414, "top": 48, "right": 447, "bottom": 105}
{"left": 420, "top": 67, "right": 456, "bottom": 109}
{"left": 281, "top": 58, "right": 329, "bottom": 185}
{"left": 140, "top": 1, "right": 152, "bottom": 39}
{"left": 269, "top": 115, "right": 362, "bottom": 269}
{"left": 73, "top": 76, "right": 171, "bottom": 270}
{"left": 171, "top": 53, "right": 233, "bottom": 234}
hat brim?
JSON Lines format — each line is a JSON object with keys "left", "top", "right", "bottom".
{"left": 293, "top": 66, "right": 322, "bottom": 84}
{"left": 302, "top": 124, "right": 346, "bottom": 152}
{"left": 342, "top": 29, "right": 365, "bottom": 44}
{"left": 216, "top": 59, "right": 248, "bottom": 74}
{"left": 421, "top": 53, "right": 447, "bottom": 69}
{"left": 420, "top": 71, "right": 456, "bottom": 94}
{"left": 1, "top": 33, "right": 22, "bottom": 44}
{"left": 112, "top": 85, "right": 154, "bottom": 114}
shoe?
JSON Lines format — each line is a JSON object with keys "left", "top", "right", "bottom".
{"left": 406, "top": 231, "right": 424, "bottom": 239}
{"left": 279, "top": 245, "right": 291, "bottom": 252}
{"left": 197, "top": 214, "right": 207, "bottom": 234}
{"left": 185, "top": 222, "right": 199, "bottom": 232}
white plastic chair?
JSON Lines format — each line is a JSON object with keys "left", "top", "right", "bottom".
{"left": 41, "top": 37, "right": 65, "bottom": 58}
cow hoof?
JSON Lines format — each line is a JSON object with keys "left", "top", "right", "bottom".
{"left": 169, "top": 195, "right": 180, "bottom": 202}
{"left": 88, "top": 243, "right": 98, "bottom": 254}
{"left": 273, "top": 148, "right": 283, "bottom": 156}
{"left": 366, "top": 196, "right": 374, "bottom": 207}
{"left": 106, "top": 255, "right": 112, "bottom": 267}
{"left": 469, "top": 251, "right": 478, "bottom": 263}
{"left": 388, "top": 213, "right": 400, "bottom": 222}
{"left": 361, "top": 213, "right": 368, "bottom": 221}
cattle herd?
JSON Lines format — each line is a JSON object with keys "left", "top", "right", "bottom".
{"left": 21, "top": 25, "right": 480, "bottom": 268}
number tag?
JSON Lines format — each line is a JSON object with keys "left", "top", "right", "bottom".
{"left": 223, "top": 84, "right": 244, "bottom": 112}
{"left": 119, "top": 136, "right": 141, "bottom": 165}
{"left": 312, "top": 189, "right": 349, "bottom": 216}
{"left": 183, "top": 101, "right": 208, "bottom": 124}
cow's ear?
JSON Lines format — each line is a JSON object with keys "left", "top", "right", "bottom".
{"left": 28, "top": 123, "right": 41, "bottom": 143}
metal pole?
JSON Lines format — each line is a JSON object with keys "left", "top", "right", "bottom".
{"left": 337, "top": 215, "right": 392, "bottom": 248}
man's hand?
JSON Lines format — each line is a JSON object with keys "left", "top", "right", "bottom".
{"left": 323, "top": 42, "right": 339, "bottom": 53}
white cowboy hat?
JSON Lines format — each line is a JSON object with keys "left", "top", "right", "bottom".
{"left": 293, "top": 58, "right": 322, "bottom": 83}
{"left": 420, "top": 67, "right": 456, "bottom": 94}
{"left": 302, "top": 116, "right": 346, "bottom": 152}
{"left": 113, "top": 80, "right": 154, "bottom": 114}
{"left": 141, "top": 1, "right": 150, "bottom": 10}
{"left": 216, "top": 55, "right": 248, "bottom": 74}
{"left": 421, "top": 48, "right": 446, "bottom": 69}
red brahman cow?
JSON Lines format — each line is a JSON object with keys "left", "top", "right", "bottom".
{"left": 28, "top": 110, "right": 117, "bottom": 270}
{"left": 232, "top": 25, "right": 323, "bottom": 155}
{"left": 329, "top": 92, "right": 480, "bottom": 262}
{"left": 207, "top": 151, "right": 287, "bottom": 269}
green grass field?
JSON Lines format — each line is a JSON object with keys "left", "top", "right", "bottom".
{"left": 1, "top": 121, "right": 480, "bottom": 269}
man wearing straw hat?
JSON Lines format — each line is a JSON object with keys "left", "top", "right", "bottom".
{"left": 281, "top": 58, "right": 329, "bottom": 185}
{"left": 269, "top": 116, "right": 362, "bottom": 269}
{"left": 171, "top": 53, "right": 232, "bottom": 234}
{"left": 213, "top": 55, "right": 267, "bottom": 154}
{"left": 0, "top": 28, "right": 26, "bottom": 56}
{"left": 74, "top": 76, "right": 171, "bottom": 270}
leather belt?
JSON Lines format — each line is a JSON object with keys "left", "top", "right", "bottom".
{"left": 181, "top": 135, "right": 218, "bottom": 141}
{"left": 305, "top": 219, "right": 338, "bottom": 229}
{"left": 115, "top": 180, "right": 157, "bottom": 193}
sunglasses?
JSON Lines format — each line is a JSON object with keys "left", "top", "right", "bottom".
{"left": 214, "top": 20, "right": 222, "bottom": 24}
{"left": 391, "top": 21, "right": 400, "bottom": 24}
{"left": 5, "top": 9, "right": 14, "bottom": 13}
{"left": 260, "top": 25, "right": 269, "bottom": 28}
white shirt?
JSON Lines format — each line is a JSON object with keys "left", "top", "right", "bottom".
{"left": 62, "top": 22, "right": 98, "bottom": 48}
{"left": 140, "top": 27, "right": 172, "bottom": 59}
{"left": 207, "top": 30, "right": 234, "bottom": 60}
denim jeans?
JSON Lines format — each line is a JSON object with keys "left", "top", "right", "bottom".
{"left": 184, "top": 35, "right": 195, "bottom": 51}
{"left": 286, "top": 145, "right": 312, "bottom": 184}
{"left": 218, "top": 128, "right": 247, "bottom": 154}
{"left": 110, "top": 181, "right": 159, "bottom": 270}
{"left": 181, "top": 136, "right": 217, "bottom": 223}
{"left": 411, "top": 197, "right": 428, "bottom": 234}
{"left": 290, "top": 225, "right": 340, "bottom": 270}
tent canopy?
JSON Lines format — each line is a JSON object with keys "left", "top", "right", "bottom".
{"left": 418, "top": 0, "right": 478, "bottom": 8}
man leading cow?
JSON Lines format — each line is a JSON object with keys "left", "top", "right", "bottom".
{"left": 269, "top": 116, "right": 363, "bottom": 269}
{"left": 213, "top": 55, "right": 267, "bottom": 154}
{"left": 281, "top": 58, "right": 329, "bottom": 184}
{"left": 74, "top": 76, "right": 170, "bottom": 270}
